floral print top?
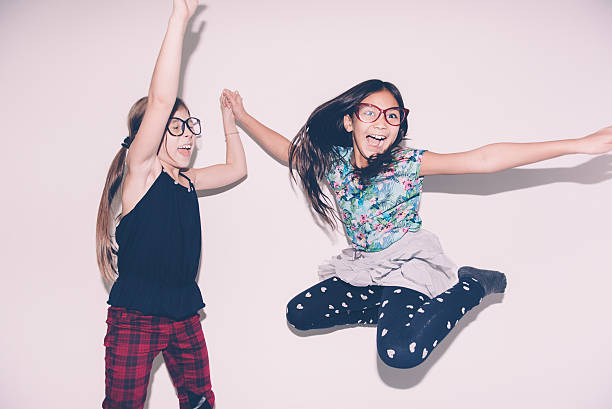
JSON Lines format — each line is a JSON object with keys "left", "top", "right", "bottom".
{"left": 327, "top": 147, "right": 426, "bottom": 252}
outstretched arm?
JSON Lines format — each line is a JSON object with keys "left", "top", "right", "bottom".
{"left": 126, "top": 0, "right": 198, "bottom": 174}
{"left": 224, "top": 90, "right": 291, "bottom": 163}
{"left": 420, "top": 126, "right": 612, "bottom": 176}
{"left": 184, "top": 90, "right": 247, "bottom": 190}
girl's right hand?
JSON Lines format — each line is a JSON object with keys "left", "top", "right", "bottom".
{"left": 220, "top": 91, "right": 236, "bottom": 125}
{"left": 222, "top": 89, "right": 248, "bottom": 123}
{"left": 172, "top": 0, "right": 198, "bottom": 21}
{"left": 221, "top": 89, "right": 291, "bottom": 163}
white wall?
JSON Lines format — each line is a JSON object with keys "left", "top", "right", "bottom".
{"left": 2, "top": 0, "right": 611, "bottom": 408}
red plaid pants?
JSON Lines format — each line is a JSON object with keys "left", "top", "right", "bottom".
{"left": 103, "top": 307, "right": 215, "bottom": 409}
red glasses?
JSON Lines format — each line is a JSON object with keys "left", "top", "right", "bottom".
{"left": 354, "top": 103, "right": 409, "bottom": 126}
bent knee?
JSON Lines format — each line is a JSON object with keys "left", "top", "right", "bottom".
{"left": 285, "top": 300, "right": 312, "bottom": 331}
{"left": 377, "top": 338, "right": 428, "bottom": 369}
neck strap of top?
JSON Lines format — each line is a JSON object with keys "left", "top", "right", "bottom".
{"left": 179, "top": 171, "right": 194, "bottom": 190}
{"left": 178, "top": 171, "right": 192, "bottom": 184}
{"left": 162, "top": 167, "right": 194, "bottom": 192}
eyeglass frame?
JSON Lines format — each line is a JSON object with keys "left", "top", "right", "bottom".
{"left": 166, "top": 116, "right": 202, "bottom": 137}
{"left": 353, "top": 103, "right": 410, "bottom": 126}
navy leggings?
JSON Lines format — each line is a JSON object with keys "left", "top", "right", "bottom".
{"left": 286, "top": 276, "right": 485, "bottom": 368}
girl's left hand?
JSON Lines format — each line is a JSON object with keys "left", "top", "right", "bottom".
{"left": 578, "top": 126, "right": 612, "bottom": 154}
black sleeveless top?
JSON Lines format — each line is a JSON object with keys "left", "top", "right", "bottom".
{"left": 107, "top": 169, "right": 205, "bottom": 320}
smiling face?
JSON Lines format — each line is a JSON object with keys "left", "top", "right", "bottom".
{"left": 343, "top": 89, "right": 401, "bottom": 168}
{"left": 158, "top": 106, "right": 195, "bottom": 169}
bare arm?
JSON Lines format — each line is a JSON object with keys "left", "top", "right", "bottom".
{"left": 184, "top": 90, "right": 247, "bottom": 190}
{"left": 421, "top": 126, "right": 612, "bottom": 176}
{"left": 126, "top": 0, "right": 198, "bottom": 174}
{"left": 121, "top": 1, "right": 198, "bottom": 216}
{"left": 224, "top": 90, "right": 291, "bottom": 163}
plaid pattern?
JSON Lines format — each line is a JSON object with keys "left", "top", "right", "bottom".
{"left": 103, "top": 307, "right": 214, "bottom": 409}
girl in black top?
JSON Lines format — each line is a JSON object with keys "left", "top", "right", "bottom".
{"left": 95, "top": 1, "right": 246, "bottom": 408}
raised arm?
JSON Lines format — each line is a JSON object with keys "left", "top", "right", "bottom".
{"left": 420, "top": 126, "right": 612, "bottom": 176}
{"left": 224, "top": 90, "right": 291, "bottom": 163}
{"left": 184, "top": 90, "right": 247, "bottom": 190}
{"left": 126, "top": 0, "right": 198, "bottom": 174}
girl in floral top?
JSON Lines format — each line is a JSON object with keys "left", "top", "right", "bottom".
{"left": 223, "top": 80, "right": 611, "bottom": 368}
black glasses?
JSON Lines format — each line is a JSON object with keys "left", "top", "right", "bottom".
{"left": 166, "top": 117, "right": 202, "bottom": 136}
{"left": 354, "top": 103, "right": 409, "bottom": 126}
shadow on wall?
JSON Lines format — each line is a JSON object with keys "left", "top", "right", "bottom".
{"left": 423, "top": 155, "right": 612, "bottom": 195}
{"left": 196, "top": 175, "right": 247, "bottom": 198}
{"left": 177, "top": 5, "right": 207, "bottom": 99}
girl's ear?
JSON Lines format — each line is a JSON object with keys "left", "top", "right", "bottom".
{"left": 343, "top": 114, "right": 353, "bottom": 132}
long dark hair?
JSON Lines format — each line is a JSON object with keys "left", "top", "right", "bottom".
{"left": 288, "top": 79, "right": 408, "bottom": 229}
{"left": 96, "top": 97, "right": 187, "bottom": 281}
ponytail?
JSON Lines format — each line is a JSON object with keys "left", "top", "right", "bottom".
{"left": 96, "top": 147, "right": 128, "bottom": 281}
{"left": 95, "top": 97, "right": 147, "bottom": 281}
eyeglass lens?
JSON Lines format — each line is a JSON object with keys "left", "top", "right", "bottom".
{"left": 168, "top": 117, "right": 201, "bottom": 136}
{"left": 356, "top": 105, "right": 405, "bottom": 126}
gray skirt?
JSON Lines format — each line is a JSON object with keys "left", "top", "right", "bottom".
{"left": 318, "top": 229, "right": 458, "bottom": 298}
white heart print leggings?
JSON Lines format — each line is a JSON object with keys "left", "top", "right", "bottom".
{"left": 286, "top": 276, "right": 486, "bottom": 368}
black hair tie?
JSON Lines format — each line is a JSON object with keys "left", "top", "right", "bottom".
{"left": 121, "top": 136, "right": 133, "bottom": 149}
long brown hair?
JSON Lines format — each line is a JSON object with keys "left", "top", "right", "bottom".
{"left": 95, "top": 97, "right": 186, "bottom": 281}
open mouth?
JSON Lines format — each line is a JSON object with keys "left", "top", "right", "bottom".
{"left": 178, "top": 144, "right": 192, "bottom": 156}
{"left": 366, "top": 134, "right": 386, "bottom": 147}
